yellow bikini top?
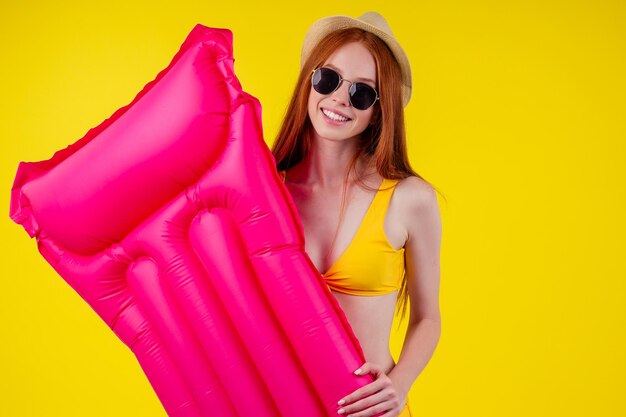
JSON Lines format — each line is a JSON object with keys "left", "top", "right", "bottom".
{"left": 280, "top": 170, "right": 405, "bottom": 296}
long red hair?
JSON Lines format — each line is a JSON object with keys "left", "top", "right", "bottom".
{"left": 272, "top": 28, "right": 442, "bottom": 326}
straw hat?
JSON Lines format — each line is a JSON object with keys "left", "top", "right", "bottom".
{"left": 300, "top": 11, "right": 412, "bottom": 108}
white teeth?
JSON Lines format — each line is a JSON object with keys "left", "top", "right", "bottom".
{"left": 322, "top": 108, "right": 349, "bottom": 122}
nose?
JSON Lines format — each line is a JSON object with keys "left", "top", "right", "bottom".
{"left": 330, "top": 79, "right": 352, "bottom": 107}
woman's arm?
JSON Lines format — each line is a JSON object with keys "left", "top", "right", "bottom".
{"left": 388, "top": 177, "right": 443, "bottom": 396}
{"left": 335, "top": 177, "right": 443, "bottom": 416}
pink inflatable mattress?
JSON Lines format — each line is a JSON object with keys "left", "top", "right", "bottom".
{"left": 9, "top": 24, "right": 375, "bottom": 416}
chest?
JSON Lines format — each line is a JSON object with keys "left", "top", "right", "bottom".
{"left": 285, "top": 181, "right": 405, "bottom": 275}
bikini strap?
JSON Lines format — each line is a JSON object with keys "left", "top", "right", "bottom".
{"left": 369, "top": 178, "right": 399, "bottom": 229}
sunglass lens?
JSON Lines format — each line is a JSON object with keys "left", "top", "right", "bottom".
{"left": 312, "top": 68, "right": 339, "bottom": 95}
{"left": 350, "top": 83, "right": 377, "bottom": 110}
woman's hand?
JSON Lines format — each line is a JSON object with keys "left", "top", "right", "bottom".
{"left": 336, "top": 362, "right": 408, "bottom": 417}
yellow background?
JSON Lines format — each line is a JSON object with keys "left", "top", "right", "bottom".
{"left": 1, "top": 0, "right": 624, "bottom": 416}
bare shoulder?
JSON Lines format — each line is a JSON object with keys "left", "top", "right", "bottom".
{"left": 394, "top": 175, "right": 438, "bottom": 211}
{"left": 393, "top": 176, "right": 441, "bottom": 242}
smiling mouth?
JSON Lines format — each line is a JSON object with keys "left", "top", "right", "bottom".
{"left": 322, "top": 108, "right": 351, "bottom": 122}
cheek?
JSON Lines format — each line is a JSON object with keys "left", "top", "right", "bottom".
{"left": 359, "top": 110, "right": 375, "bottom": 127}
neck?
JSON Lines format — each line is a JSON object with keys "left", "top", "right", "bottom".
{"left": 289, "top": 132, "right": 373, "bottom": 189}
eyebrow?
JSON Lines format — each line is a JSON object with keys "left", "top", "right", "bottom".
{"left": 324, "top": 63, "right": 377, "bottom": 85}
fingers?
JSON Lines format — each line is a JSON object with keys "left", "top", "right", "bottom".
{"left": 338, "top": 388, "right": 397, "bottom": 415}
{"left": 353, "top": 363, "right": 366, "bottom": 375}
{"left": 354, "top": 361, "right": 381, "bottom": 376}
{"left": 339, "top": 364, "right": 393, "bottom": 407}
{"left": 337, "top": 363, "right": 403, "bottom": 416}
{"left": 340, "top": 378, "right": 387, "bottom": 406}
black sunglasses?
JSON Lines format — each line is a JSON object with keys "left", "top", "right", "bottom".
{"left": 310, "top": 67, "right": 380, "bottom": 111}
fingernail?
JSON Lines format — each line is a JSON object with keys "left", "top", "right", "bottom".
{"left": 354, "top": 368, "right": 362, "bottom": 375}
{"left": 338, "top": 399, "right": 345, "bottom": 405}
{"left": 337, "top": 408, "right": 345, "bottom": 414}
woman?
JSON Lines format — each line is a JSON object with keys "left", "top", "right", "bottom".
{"left": 271, "top": 12, "right": 442, "bottom": 417}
